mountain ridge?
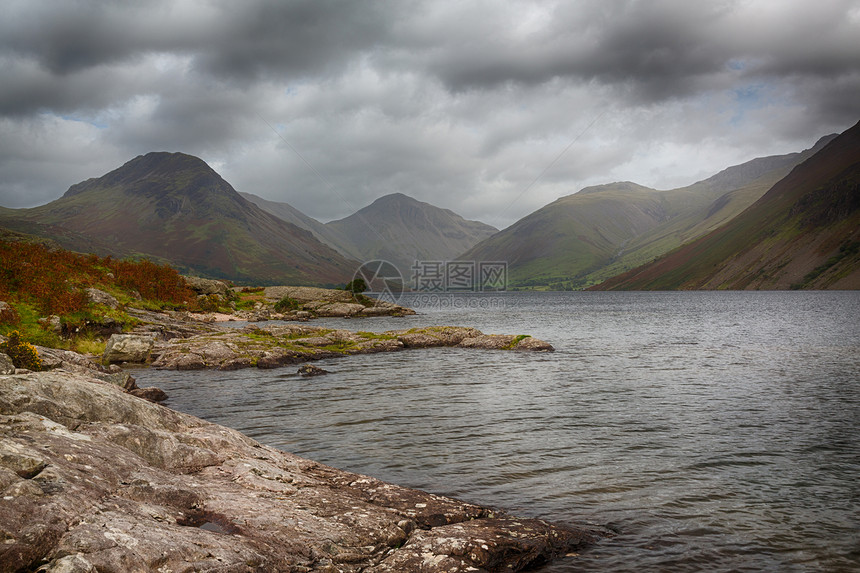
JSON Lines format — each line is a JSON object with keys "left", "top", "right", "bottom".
{"left": 239, "top": 191, "right": 362, "bottom": 260}
{"left": 460, "top": 134, "right": 838, "bottom": 289}
{"left": 591, "top": 121, "right": 860, "bottom": 290}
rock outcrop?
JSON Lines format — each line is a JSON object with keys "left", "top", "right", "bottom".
{"left": 0, "top": 353, "right": 13, "bottom": 375}
{"left": 259, "top": 286, "right": 416, "bottom": 320}
{"left": 28, "top": 345, "right": 166, "bottom": 403}
{"left": 85, "top": 287, "right": 119, "bottom": 309}
{"left": 102, "top": 334, "right": 155, "bottom": 364}
{"left": 0, "top": 301, "right": 18, "bottom": 324}
{"left": 184, "top": 275, "right": 232, "bottom": 298}
{"left": 150, "top": 325, "right": 554, "bottom": 371}
{"left": 0, "top": 370, "right": 605, "bottom": 572}
{"left": 298, "top": 363, "right": 330, "bottom": 377}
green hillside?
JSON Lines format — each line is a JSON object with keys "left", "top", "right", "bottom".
{"left": 463, "top": 182, "right": 671, "bottom": 288}
{"left": 593, "top": 120, "right": 860, "bottom": 290}
{"left": 461, "top": 136, "right": 835, "bottom": 289}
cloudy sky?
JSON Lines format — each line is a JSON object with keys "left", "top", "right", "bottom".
{"left": 1, "top": 0, "right": 858, "bottom": 228}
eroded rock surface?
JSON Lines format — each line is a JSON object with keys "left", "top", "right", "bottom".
{"left": 0, "top": 370, "right": 605, "bottom": 572}
{"left": 0, "top": 353, "right": 13, "bottom": 375}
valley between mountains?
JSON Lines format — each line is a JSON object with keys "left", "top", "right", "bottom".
{"left": 1, "top": 120, "right": 858, "bottom": 290}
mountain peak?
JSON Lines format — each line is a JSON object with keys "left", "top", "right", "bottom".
{"left": 63, "top": 152, "right": 221, "bottom": 199}
{"left": 326, "top": 193, "right": 498, "bottom": 276}
{"left": 810, "top": 133, "right": 839, "bottom": 151}
{"left": 577, "top": 181, "right": 652, "bottom": 195}
{"left": 368, "top": 192, "right": 418, "bottom": 206}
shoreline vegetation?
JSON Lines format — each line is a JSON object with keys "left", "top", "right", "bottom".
{"left": 0, "top": 240, "right": 604, "bottom": 571}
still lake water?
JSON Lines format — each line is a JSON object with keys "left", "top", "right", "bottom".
{"left": 137, "top": 291, "right": 860, "bottom": 572}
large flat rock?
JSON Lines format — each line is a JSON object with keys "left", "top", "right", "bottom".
{"left": 0, "top": 370, "right": 605, "bottom": 572}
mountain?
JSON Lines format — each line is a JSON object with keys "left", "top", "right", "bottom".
{"left": 323, "top": 193, "right": 499, "bottom": 277}
{"left": 592, "top": 120, "right": 860, "bottom": 290}
{"left": 460, "top": 135, "right": 836, "bottom": 289}
{"left": 239, "top": 192, "right": 362, "bottom": 260}
{"left": 0, "top": 152, "right": 356, "bottom": 285}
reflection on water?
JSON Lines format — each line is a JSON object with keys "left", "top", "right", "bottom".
{"left": 138, "top": 291, "right": 860, "bottom": 572}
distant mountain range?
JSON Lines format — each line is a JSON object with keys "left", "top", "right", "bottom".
{"left": 243, "top": 192, "right": 498, "bottom": 280}
{"left": 0, "top": 154, "right": 498, "bottom": 286}
{"left": 1, "top": 120, "right": 856, "bottom": 290}
{"left": 238, "top": 192, "right": 362, "bottom": 261}
{"left": 592, "top": 120, "right": 860, "bottom": 290}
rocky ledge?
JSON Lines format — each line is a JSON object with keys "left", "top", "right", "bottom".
{"left": 181, "top": 278, "right": 416, "bottom": 322}
{"left": 258, "top": 286, "right": 417, "bottom": 320}
{"left": 146, "top": 325, "right": 553, "bottom": 371}
{"left": 0, "top": 370, "right": 606, "bottom": 572}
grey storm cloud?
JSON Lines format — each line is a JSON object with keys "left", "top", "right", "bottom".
{"left": 391, "top": 1, "right": 860, "bottom": 105}
{"left": 0, "top": 0, "right": 858, "bottom": 226}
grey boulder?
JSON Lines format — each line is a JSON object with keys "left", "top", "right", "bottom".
{"left": 103, "top": 334, "right": 154, "bottom": 364}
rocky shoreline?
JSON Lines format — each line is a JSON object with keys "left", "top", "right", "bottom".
{"left": 0, "top": 293, "right": 610, "bottom": 572}
{"left": 82, "top": 292, "right": 555, "bottom": 373}
{"left": 146, "top": 322, "right": 554, "bottom": 372}
{"left": 1, "top": 366, "right": 608, "bottom": 572}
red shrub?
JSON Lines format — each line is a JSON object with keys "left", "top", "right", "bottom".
{"left": 0, "top": 242, "right": 194, "bottom": 313}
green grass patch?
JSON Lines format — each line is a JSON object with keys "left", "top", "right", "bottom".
{"left": 321, "top": 341, "right": 357, "bottom": 353}
{"left": 504, "top": 334, "right": 531, "bottom": 349}
{"left": 357, "top": 331, "right": 396, "bottom": 341}
{"left": 72, "top": 336, "right": 107, "bottom": 356}
{"left": 0, "top": 302, "right": 65, "bottom": 348}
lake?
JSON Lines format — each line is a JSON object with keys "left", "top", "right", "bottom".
{"left": 136, "top": 291, "right": 860, "bottom": 572}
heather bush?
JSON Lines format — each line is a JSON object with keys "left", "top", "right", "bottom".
{"left": 106, "top": 257, "right": 195, "bottom": 305}
{"left": 0, "top": 301, "right": 20, "bottom": 325}
{"left": 274, "top": 296, "right": 300, "bottom": 312}
{"left": 0, "top": 242, "right": 92, "bottom": 315}
{"left": 0, "top": 242, "right": 195, "bottom": 314}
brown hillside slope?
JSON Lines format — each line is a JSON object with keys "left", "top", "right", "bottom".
{"left": 593, "top": 120, "right": 860, "bottom": 290}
